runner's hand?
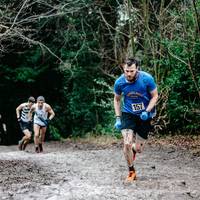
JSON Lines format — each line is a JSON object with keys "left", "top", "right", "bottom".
{"left": 140, "top": 111, "right": 149, "bottom": 121}
{"left": 114, "top": 116, "right": 122, "bottom": 130}
{"left": 17, "top": 117, "right": 21, "bottom": 122}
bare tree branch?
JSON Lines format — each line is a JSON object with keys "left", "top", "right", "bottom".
{"left": 98, "top": 8, "right": 129, "bottom": 38}
{"left": 10, "top": 0, "right": 30, "bottom": 29}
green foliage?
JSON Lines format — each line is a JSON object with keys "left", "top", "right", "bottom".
{"left": 63, "top": 66, "right": 114, "bottom": 136}
{"left": 1, "top": 0, "right": 200, "bottom": 145}
{"left": 134, "top": 0, "right": 200, "bottom": 134}
{"left": 0, "top": 47, "right": 48, "bottom": 83}
{"left": 49, "top": 125, "right": 62, "bottom": 141}
{"left": 94, "top": 122, "right": 122, "bottom": 139}
{"left": 15, "top": 67, "right": 39, "bottom": 82}
{"left": 158, "top": 36, "right": 200, "bottom": 133}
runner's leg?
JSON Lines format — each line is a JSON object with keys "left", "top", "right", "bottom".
{"left": 134, "top": 133, "right": 146, "bottom": 153}
{"left": 18, "top": 122, "right": 25, "bottom": 150}
{"left": 39, "top": 127, "right": 47, "bottom": 152}
{"left": 22, "top": 129, "right": 31, "bottom": 150}
{"left": 122, "top": 129, "right": 137, "bottom": 181}
{"left": 122, "top": 129, "right": 134, "bottom": 167}
{"left": 34, "top": 124, "right": 40, "bottom": 152}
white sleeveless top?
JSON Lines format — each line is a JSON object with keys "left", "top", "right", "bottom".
{"left": 33, "top": 103, "right": 48, "bottom": 126}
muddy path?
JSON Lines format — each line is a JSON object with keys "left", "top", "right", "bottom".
{"left": 0, "top": 138, "right": 200, "bottom": 200}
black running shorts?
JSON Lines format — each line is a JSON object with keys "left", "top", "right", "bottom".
{"left": 19, "top": 121, "right": 33, "bottom": 132}
{"left": 121, "top": 112, "right": 152, "bottom": 139}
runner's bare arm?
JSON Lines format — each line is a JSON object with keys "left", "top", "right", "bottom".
{"left": 146, "top": 88, "right": 158, "bottom": 112}
{"left": 16, "top": 103, "right": 25, "bottom": 118}
{"left": 47, "top": 105, "right": 55, "bottom": 120}
{"left": 114, "top": 93, "right": 121, "bottom": 117}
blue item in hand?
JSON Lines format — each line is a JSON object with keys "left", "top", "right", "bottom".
{"left": 45, "top": 119, "right": 50, "bottom": 126}
{"left": 140, "top": 111, "right": 149, "bottom": 121}
{"left": 114, "top": 117, "right": 122, "bottom": 130}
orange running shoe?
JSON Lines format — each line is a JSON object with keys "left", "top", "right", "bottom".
{"left": 125, "top": 170, "right": 137, "bottom": 182}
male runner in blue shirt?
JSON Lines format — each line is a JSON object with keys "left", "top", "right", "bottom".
{"left": 114, "top": 58, "right": 158, "bottom": 182}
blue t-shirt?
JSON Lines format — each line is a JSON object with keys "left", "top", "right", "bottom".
{"left": 114, "top": 71, "right": 157, "bottom": 116}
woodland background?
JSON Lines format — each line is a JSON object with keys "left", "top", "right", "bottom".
{"left": 0, "top": 0, "right": 199, "bottom": 144}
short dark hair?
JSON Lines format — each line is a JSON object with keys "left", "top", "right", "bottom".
{"left": 37, "top": 96, "right": 45, "bottom": 102}
{"left": 28, "top": 96, "right": 35, "bottom": 103}
{"left": 125, "top": 58, "right": 139, "bottom": 68}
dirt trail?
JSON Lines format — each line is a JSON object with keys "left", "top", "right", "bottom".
{"left": 0, "top": 139, "right": 200, "bottom": 200}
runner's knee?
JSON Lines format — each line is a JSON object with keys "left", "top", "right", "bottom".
{"left": 134, "top": 133, "right": 146, "bottom": 153}
{"left": 132, "top": 142, "right": 145, "bottom": 153}
{"left": 124, "top": 143, "right": 132, "bottom": 151}
{"left": 34, "top": 132, "right": 40, "bottom": 138}
{"left": 27, "top": 135, "right": 31, "bottom": 140}
{"left": 122, "top": 129, "right": 133, "bottom": 145}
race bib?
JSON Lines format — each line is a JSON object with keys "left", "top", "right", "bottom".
{"left": 131, "top": 102, "right": 145, "bottom": 112}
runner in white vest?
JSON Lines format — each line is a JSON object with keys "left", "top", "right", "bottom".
{"left": 29, "top": 96, "right": 55, "bottom": 153}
